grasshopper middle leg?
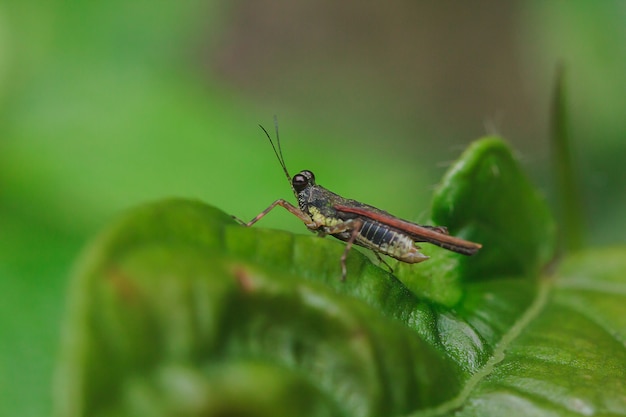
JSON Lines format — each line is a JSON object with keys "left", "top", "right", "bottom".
{"left": 323, "top": 218, "right": 364, "bottom": 281}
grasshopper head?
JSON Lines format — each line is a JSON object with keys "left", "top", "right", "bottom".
{"left": 292, "top": 170, "right": 316, "bottom": 192}
{"left": 292, "top": 170, "right": 316, "bottom": 210}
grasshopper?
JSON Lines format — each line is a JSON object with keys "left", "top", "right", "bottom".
{"left": 237, "top": 122, "right": 482, "bottom": 280}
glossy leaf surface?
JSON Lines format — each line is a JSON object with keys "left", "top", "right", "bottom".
{"left": 56, "top": 139, "right": 626, "bottom": 417}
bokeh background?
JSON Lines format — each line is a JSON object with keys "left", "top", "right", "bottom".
{"left": 1, "top": 1, "right": 624, "bottom": 415}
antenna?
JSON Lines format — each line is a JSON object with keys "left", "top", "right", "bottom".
{"left": 259, "top": 116, "right": 292, "bottom": 189}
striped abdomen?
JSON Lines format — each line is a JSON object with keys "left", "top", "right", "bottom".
{"left": 355, "top": 219, "right": 428, "bottom": 264}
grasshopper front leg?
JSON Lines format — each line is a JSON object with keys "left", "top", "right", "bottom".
{"left": 235, "top": 203, "right": 363, "bottom": 280}
{"left": 234, "top": 199, "right": 318, "bottom": 229}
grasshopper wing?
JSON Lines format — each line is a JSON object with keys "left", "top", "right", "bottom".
{"left": 333, "top": 205, "right": 481, "bottom": 256}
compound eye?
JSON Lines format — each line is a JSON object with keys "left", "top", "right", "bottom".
{"left": 292, "top": 170, "right": 315, "bottom": 192}
{"left": 292, "top": 174, "right": 308, "bottom": 192}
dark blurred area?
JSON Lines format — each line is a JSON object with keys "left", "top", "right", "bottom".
{"left": 212, "top": 1, "right": 538, "bottom": 142}
{"left": 1, "top": 1, "right": 624, "bottom": 415}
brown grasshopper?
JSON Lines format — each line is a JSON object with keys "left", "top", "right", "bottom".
{"left": 237, "top": 123, "right": 482, "bottom": 280}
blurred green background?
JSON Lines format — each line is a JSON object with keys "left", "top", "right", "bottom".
{"left": 1, "top": 1, "right": 624, "bottom": 415}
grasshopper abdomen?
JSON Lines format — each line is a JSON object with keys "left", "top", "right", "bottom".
{"left": 332, "top": 219, "right": 429, "bottom": 264}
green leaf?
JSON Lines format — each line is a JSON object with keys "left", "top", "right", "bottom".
{"left": 56, "top": 200, "right": 462, "bottom": 417}
{"left": 56, "top": 139, "right": 626, "bottom": 417}
{"left": 429, "top": 248, "right": 626, "bottom": 417}
{"left": 396, "top": 137, "right": 556, "bottom": 306}
{"left": 550, "top": 64, "right": 586, "bottom": 252}
{"left": 431, "top": 138, "right": 556, "bottom": 278}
